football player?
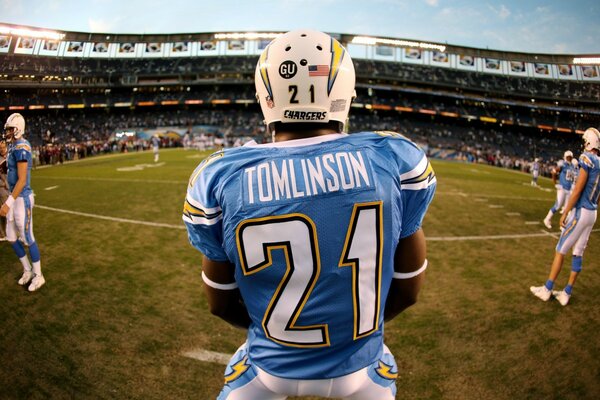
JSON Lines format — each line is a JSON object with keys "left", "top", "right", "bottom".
{"left": 0, "top": 113, "right": 45, "bottom": 291}
{"left": 183, "top": 30, "right": 436, "bottom": 399}
{"left": 570, "top": 158, "right": 579, "bottom": 194}
{"left": 531, "top": 157, "right": 540, "bottom": 186}
{"left": 531, "top": 128, "right": 600, "bottom": 306}
{"left": 543, "top": 150, "right": 574, "bottom": 228}
{"left": 151, "top": 135, "right": 160, "bottom": 162}
{"left": 561, "top": 157, "right": 580, "bottom": 214}
{"left": 0, "top": 139, "right": 8, "bottom": 240}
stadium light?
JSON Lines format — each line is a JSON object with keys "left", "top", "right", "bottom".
{"left": 573, "top": 57, "right": 600, "bottom": 65}
{"left": 0, "top": 25, "right": 65, "bottom": 40}
{"left": 214, "top": 32, "right": 282, "bottom": 40}
{"left": 351, "top": 36, "right": 446, "bottom": 52}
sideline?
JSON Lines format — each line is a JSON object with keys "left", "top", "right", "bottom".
{"left": 33, "top": 147, "right": 186, "bottom": 168}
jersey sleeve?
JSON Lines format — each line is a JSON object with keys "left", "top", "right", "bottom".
{"left": 385, "top": 135, "right": 437, "bottom": 239}
{"left": 579, "top": 153, "right": 595, "bottom": 173}
{"left": 14, "top": 142, "right": 32, "bottom": 162}
{"left": 182, "top": 151, "right": 229, "bottom": 262}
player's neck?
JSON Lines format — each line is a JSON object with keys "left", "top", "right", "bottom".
{"left": 273, "top": 128, "right": 340, "bottom": 142}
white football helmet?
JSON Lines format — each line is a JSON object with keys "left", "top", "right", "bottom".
{"left": 563, "top": 150, "right": 573, "bottom": 161}
{"left": 583, "top": 127, "right": 600, "bottom": 152}
{"left": 255, "top": 30, "right": 356, "bottom": 134}
{"left": 4, "top": 113, "right": 25, "bottom": 142}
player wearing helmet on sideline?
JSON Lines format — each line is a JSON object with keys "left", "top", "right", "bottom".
{"left": 0, "top": 113, "right": 45, "bottom": 291}
{"left": 561, "top": 156, "right": 580, "bottom": 214}
{"left": 183, "top": 30, "right": 436, "bottom": 399}
{"left": 0, "top": 139, "right": 8, "bottom": 240}
{"left": 531, "top": 128, "right": 600, "bottom": 306}
{"left": 531, "top": 157, "right": 540, "bottom": 186}
{"left": 543, "top": 150, "right": 574, "bottom": 229}
{"left": 568, "top": 157, "right": 580, "bottom": 210}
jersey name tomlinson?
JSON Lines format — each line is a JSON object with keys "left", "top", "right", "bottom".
{"left": 244, "top": 151, "right": 372, "bottom": 204}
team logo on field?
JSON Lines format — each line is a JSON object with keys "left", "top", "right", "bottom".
{"left": 279, "top": 60, "right": 297, "bottom": 79}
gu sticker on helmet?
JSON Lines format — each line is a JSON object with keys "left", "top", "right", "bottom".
{"left": 279, "top": 61, "right": 297, "bottom": 79}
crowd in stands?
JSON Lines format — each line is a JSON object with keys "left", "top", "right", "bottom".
{"left": 2, "top": 53, "right": 596, "bottom": 177}
{"left": 2, "top": 55, "right": 599, "bottom": 103}
{"left": 353, "top": 59, "right": 600, "bottom": 103}
{"left": 8, "top": 105, "right": 581, "bottom": 179}
{"left": 3, "top": 85, "right": 598, "bottom": 134}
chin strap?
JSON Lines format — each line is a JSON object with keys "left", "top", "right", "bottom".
{"left": 271, "top": 128, "right": 276, "bottom": 143}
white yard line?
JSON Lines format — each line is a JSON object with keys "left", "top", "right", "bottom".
{"left": 37, "top": 204, "right": 598, "bottom": 241}
{"left": 36, "top": 205, "right": 186, "bottom": 230}
{"left": 182, "top": 349, "right": 231, "bottom": 365}
{"left": 540, "top": 229, "right": 560, "bottom": 240}
{"left": 440, "top": 192, "right": 551, "bottom": 202}
{"left": 44, "top": 186, "right": 59, "bottom": 191}
{"left": 34, "top": 176, "right": 187, "bottom": 184}
{"left": 428, "top": 230, "right": 599, "bottom": 241}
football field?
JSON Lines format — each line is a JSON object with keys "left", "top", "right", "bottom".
{"left": 1, "top": 148, "right": 599, "bottom": 400}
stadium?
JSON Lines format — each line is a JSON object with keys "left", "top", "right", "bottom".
{"left": 1, "top": 20, "right": 599, "bottom": 399}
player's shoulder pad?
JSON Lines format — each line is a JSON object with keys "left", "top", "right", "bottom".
{"left": 579, "top": 153, "right": 596, "bottom": 169}
{"left": 371, "top": 130, "right": 425, "bottom": 166}
{"left": 187, "top": 150, "right": 226, "bottom": 189}
{"left": 369, "top": 131, "right": 435, "bottom": 189}
{"left": 184, "top": 150, "right": 227, "bottom": 226}
{"left": 14, "top": 139, "right": 31, "bottom": 153}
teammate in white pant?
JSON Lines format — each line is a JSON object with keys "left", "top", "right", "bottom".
{"left": 543, "top": 150, "right": 574, "bottom": 229}
{"left": 531, "top": 128, "right": 600, "bottom": 306}
{"left": 0, "top": 113, "right": 45, "bottom": 292}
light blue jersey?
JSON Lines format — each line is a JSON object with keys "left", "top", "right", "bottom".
{"left": 577, "top": 152, "right": 600, "bottom": 210}
{"left": 557, "top": 160, "right": 574, "bottom": 190}
{"left": 7, "top": 138, "right": 33, "bottom": 197}
{"left": 184, "top": 132, "right": 436, "bottom": 379}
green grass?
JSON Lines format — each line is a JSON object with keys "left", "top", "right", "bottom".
{"left": 1, "top": 149, "right": 599, "bottom": 399}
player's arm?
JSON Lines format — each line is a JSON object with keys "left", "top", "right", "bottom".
{"left": 202, "top": 257, "right": 251, "bottom": 330}
{"left": 559, "top": 167, "right": 587, "bottom": 227}
{"left": 384, "top": 228, "right": 427, "bottom": 322}
{"left": 551, "top": 167, "right": 558, "bottom": 185}
{"left": 0, "top": 160, "right": 27, "bottom": 217}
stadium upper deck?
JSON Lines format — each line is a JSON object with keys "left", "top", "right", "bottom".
{"left": 1, "top": 23, "right": 599, "bottom": 136}
{"left": 1, "top": 23, "right": 598, "bottom": 78}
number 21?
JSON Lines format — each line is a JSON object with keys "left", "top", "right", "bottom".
{"left": 236, "top": 202, "right": 382, "bottom": 347}
{"left": 289, "top": 85, "right": 315, "bottom": 104}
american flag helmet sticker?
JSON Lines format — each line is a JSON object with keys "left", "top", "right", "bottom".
{"left": 308, "top": 64, "right": 330, "bottom": 76}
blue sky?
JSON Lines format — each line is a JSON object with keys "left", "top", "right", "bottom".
{"left": 1, "top": 0, "right": 599, "bottom": 54}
